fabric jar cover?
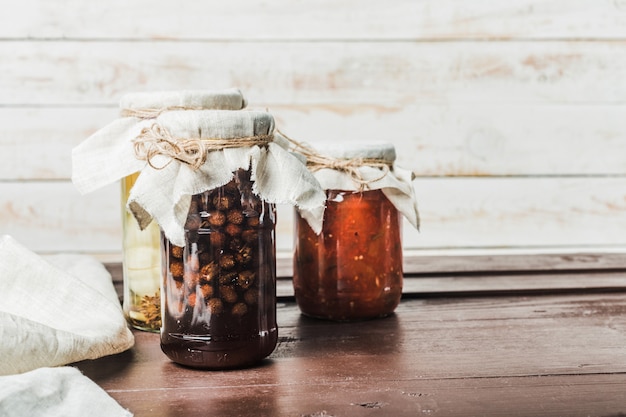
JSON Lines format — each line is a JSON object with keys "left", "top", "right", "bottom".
{"left": 72, "top": 99, "right": 326, "bottom": 247}
{"left": 72, "top": 88, "right": 248, "bottom": 197}
{"left": 291, "top": 140, "right": 420, "bottom": 230}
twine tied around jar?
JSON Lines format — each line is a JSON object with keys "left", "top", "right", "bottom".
{"left": 120, "top": 106, "right": 206, "bottom": 119}
{"left": 280, "top": 131, "right": 393, "bottom": 191}
{"left": 133, "top": 123, "right": 274, "bottom": 170}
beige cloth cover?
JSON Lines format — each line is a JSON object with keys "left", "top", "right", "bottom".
{"left": 72, "top": 88, "right": 247, "bottom": 198}
{"left": 293, "top": 140, "right": 420, "bottom": 230}
{"left": 0, "top": 235, "right": 134, "bottom": 376}
{"left": 73, "top": 106, "right": 326, "bottom": 247}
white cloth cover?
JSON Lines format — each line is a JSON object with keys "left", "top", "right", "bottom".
{"left": 295, "top": 140, "right": 420, "bottom": 230}
{"left": 0, "top": 366, "right": 132, "bottom": 417}
{"left": 72, "top": 110, "right": 326, "bottom": 247}
{"left": 72, "top": 88, "right": 248, "bottom": 196}
{"left": 0, "top": 235, "right": 134, "bottom": 376}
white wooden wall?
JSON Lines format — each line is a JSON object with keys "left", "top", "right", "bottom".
{"left": 1, "top": 0, "right": 626, "bottom": 259}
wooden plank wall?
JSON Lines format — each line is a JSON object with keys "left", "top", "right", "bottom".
{"left": 1, "top": 1, "right": 626, "bottom": 259}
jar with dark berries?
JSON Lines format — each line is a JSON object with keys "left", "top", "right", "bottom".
{"left": 123, "top": 109, "right": 325, "bottom": 369}
{"left": 161, "top": 168, "right": 279, "bottom": 369}
{"left": 74, "top": 106, "right": 325, "bottom": 369}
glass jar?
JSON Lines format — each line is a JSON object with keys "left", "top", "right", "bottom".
{"left": 121, "top": 172, "right": 161, "bottom": 331}
{"left": 118, "top": 89, "right": 247, "bottom": 332}
{"left": 294, "top": 188, "right": 403, "bottom": 321}
{"left": 160, "top": 169, "right": 278, "bottom": 369}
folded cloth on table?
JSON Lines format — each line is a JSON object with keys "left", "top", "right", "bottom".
{"left": 0, "top": 366, "right": 132, "bottom": 417}
{"left": 0, "top": 235, "right": 134, "bottom": 376}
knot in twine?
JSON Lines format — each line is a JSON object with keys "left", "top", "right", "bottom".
{"left": 281, "top": 131, "right": 392, "bottom": 191}
{"left": 121, "top": 106, "right": 205, "bottom": 119}
{"left": 133, "top": 123, "right": 273, "bottom": 170}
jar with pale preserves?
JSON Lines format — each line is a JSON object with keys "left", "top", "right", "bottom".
{"left": 292, "top": 141, "right": 419, "bottom": 321}
{"left": 121, "top": 172, "right": 161, "bottom": 331}
{"left": 161, "top": 169, "right": 278, "bottom": 369}
{"left": 118, "top": 89, "right": 247, "bottom": 332}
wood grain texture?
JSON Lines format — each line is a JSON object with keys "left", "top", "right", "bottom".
{"left": 97, "top": 375, "right": 626, "bottom": 417}
{"left": 1, "top": 41, "right": 625, "bottom": 106}
{"left": 101, "top": 255, "right": 626, "bottom": 299}
{"left": 273, "top": 103, "right": 626, "bottom": 177}
{"left": 3, "top": 0, "right": 626, "bottom": 40}
{"left": 409, "top": 177, "right": 626, "bottom": 249}
{"left": 106, "top": 248, "right": 626, "bottom": 292}
{"left": 3, "top": 177, "right": 625, "bottom": 254}
{"left": 401, "top": 251, "right": 626, "bottom": 273}
{"left": 276, "top": 271, "right": 626, "bottom": 297}
{"left": 1, "top": 1, "right": 625, "bottom": 255}
{"left": 0, "top": 107, "right": 117, "bottom": 180}
{"left": 3, "top": 104, "right": 626, "bottom": 180}
{"left": 74, "top": 293, "right": 626, "bottom": 417}
{"left": 279, "top": 176, "right": 626, "bottom": 251}
{"left": 0, "top": 181, "right": 121, "bottom": 253}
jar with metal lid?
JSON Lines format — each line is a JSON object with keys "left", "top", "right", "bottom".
{"left": 292, "top": 141, "right": 420, "bottom": 321}
{"left": 118, "top": 89, "right": 247, "bottom": 332}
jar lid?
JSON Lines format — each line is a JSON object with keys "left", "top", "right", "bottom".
{"left": 311, "top": 141, "right": 396, "bottom": 163}
{"left": 119, "top": 88, "right": 247, "bottom": 115}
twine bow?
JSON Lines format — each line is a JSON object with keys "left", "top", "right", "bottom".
{"left": 133, "top": 123, "right": 273, "bottom": 170}
{"left": 280, "top": 131, "right": 392, "bottom": 190}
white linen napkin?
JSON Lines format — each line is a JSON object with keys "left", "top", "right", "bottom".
{"left": 0, "top": 366, "right": 132, "bottom": 417}
{"left": 0, "top": 235, "right": 134, "bottom": 376}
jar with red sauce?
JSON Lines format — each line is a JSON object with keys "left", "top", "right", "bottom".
{"left": 293, "top": 141, "right": 419, "bottom": 321}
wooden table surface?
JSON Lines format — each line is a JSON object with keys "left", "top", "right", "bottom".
{"left": 78, "top": 260, "right": 626, "bottom": 417}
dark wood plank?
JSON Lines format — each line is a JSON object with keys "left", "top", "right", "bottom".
{"left": 401, "top": 251, "right": 626, "bottom": 274}
{"left": 276, "top": 271, "right": 626, "bottom": 298}
{"left": 75, "top": 293, "right": 626, "bottom": 417}
{"left": 106, "top": 259, "right": 626, "bottom": 300}
{"left": 106, "top": 251, "right": 626, "bottom": 282}
{"left": 400, "top": 271, "right": 626, "bottom": 296}
{"left": 103, "top": 374, "right": 626, "bottom": 417}
{"left": 276, "top": 252, "right": 626, "bottom": 277}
